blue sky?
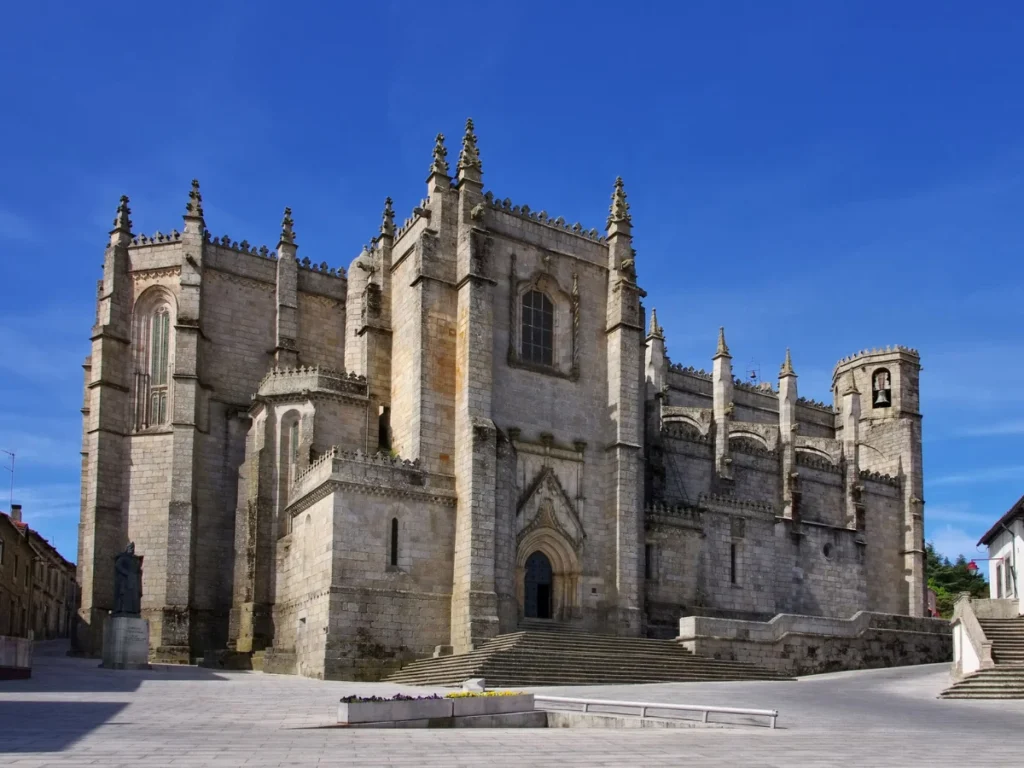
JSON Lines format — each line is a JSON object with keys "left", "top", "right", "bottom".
{"left": 1, "top": 1, "right": 1023, "bottom": 565}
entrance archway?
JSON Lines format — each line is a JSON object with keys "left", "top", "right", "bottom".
{"left": 524, "top": 551, "right": 553, "bottom": 619}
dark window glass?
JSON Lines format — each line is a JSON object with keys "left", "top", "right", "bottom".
{"left": 521, "top": 290, "right": 553, "bottom": 366}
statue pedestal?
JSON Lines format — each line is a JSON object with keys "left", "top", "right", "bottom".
{"left": 101, "top": 616, "right": 151, "bottom": 670}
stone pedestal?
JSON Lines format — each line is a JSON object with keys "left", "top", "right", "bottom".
{"left": 101, "top": 616, "right": 151, "bottom": 670}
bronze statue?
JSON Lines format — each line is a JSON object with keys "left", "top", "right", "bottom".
{"left": 113, "top": 542, "right": 142, "bottom": 616}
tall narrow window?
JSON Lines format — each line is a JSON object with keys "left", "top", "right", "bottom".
{"left": 996, "top": 563, "right": 1004, "bottom": 598}
{"left": 644, "top": 544, "right": 655, "bottom": 581}
{"left": 521, "top": 290, "right": 554, "bottom": 366}
{"left": 149, "top": 307, "right": 170, "bottom": 424}
{"left": 730, "top": 543, "right": 738, "bottom": 585}
{"left": 289, "top": 421, "right": 300, "bottom": 465}
{"left": 390, "top": 517, "right": 399, "bottom": 567}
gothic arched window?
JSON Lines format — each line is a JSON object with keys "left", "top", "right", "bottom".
{"left": 521, "top": 290, "right": 553, "bottom": 366}
{"left": 132, "top": 297, "right": 173, "bottom": 430}
{"left": 871, "top": 368, "right": 892, "bottom": 409}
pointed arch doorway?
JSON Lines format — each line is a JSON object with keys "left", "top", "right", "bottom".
{"left": 524, "top": 551, "right": 553, "bottom": 619}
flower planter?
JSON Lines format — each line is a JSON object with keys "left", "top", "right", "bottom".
{"left": 450, "top": 694, "right": 535, "bottom": 717}
{"left": 337, "top": 698, "right": 453, "bottom": 724}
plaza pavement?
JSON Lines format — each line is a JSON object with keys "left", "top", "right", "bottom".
{"left": 1, "top": 640, "right": 1021, "bottom": 767}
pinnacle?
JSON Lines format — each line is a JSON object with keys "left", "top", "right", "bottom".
{"left": 185, "top": 178, "right": 204, "bottom": 219}
{"left": 649, "top": 308, "right": 663, "bottom": 338}
{"left": 279, "top": 207, "right": 296, "bottom": 245}
{"left": 715, "top": 326, "right": 730, "bottom": 358}
{"left": 111, "top": 195, "right": 132, "bottom": 234}
{"left": 457, "top": 118, "right": 482, "bottom": 178}
{"left": 380, "top": 197, "right": 395, "bottom": 238}
{"left": 429, "top": 133, "right": 450, "bottom": 177}
{"left": 606, "top": 176, "right": 632, "bottom": 230}
{"left": 780, "top": 348, "right": 796, "bottom": 377}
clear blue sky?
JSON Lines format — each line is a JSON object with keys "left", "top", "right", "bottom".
{"left": 1, "top": 1, "right": 1023, "bottom": 565}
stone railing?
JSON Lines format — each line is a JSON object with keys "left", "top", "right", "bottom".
{"left": 256, "top": 366, "right": 367, "bottom": 398}
{"left": 678, "top": 610, "right": 951, "bottom": 677}
{"left": 951, "top": 594, "right": 995, "bottom": 680}
{"left": 483, "top": 191, "right": 605, "bottom": 243}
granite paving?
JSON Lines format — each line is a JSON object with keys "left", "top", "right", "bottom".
{"left": 1, "top": 641, "right": 1021, "bottom": 766}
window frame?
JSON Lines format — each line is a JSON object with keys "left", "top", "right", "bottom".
{"left": 132, "top": 289, "right": 176, "bottom": 432}
{"left": 520, "top": 289, "right": 555, "bottom": 367}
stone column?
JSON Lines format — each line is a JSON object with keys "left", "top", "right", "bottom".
{"left": 76, "top": 196, "right": 134, "bottom": 656}
{"left": 275, "top": 209, "right": 299, "bottom": 368}
{"left": 605, "top": 178, "right": 644, "bottom": 636}
{"left": 778, "top": 349, "right": 798, "bottom": 520}
{"left": 450, "top": 119, "right": 499, "bottom": 652}
{"left": 841, "top": 381, "right": 863, "bottom": 529}
{"left": 712, "top": 327, "right": 733, "bottom": 483}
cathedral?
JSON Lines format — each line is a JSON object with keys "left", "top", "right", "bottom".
{"left": 75, "top": 120, "right": 926, "bottom": 679}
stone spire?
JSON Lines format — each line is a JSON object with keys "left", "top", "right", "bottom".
{"left": 111, "top": 195, "right": 132, "bottom": 235}
{"left": 456, "top": 118, "right": 483, "bottom": 184}
{"left": 279, "top": 207, "right": 296, "bottom": 246}
{"left": 380, "top": 197, "right": 395, "bottom": 238}
{"left": 429, "top": 133, "right": 450, "bottom": 177}
{"left": 606, "top": 177, "right": 632, "bottom": 233}
{"left": 648, "top": 308, "right": 663, "bottom": 338}
{"left": 780, "top": 347, "right": 796, "bottom": 378}
{"left": 184, "top": 179, "right": 204, "bottom": 219}
{"left": 714, "top": 326, "right": 731, "bottom": 359}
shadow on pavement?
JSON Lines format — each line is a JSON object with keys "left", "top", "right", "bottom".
{"left": 0, "top": 700, "right": 129, "bottom": 753}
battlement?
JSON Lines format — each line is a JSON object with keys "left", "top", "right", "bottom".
{"left": 833, "top": 345, "right": 920, "bottom": 373}
{"left": 645, "top": 501, "right": 703, "bottom": 529}
{"left": 482, "top": 191, "right": 606, "bottom": 243}
{"left": 256, "top": 366, "right": 367, "bottom": 398}
{"left": 795, "top": 451, "right": 841, "bottom": 474}
{"left": 131, "top": 230, "right": 183, "bottom": 247}
{"left": 797, "top": 396, "right": 834, "bottom": 413}
{"left": 668, "top": 363, "right": 713, "bottom": 381}
{"left": 698, "top": 493, "right": 775, "bottom": 515}
{"left": 395, "top": 198, "right": 431, "bottom": 242}
{"left": 858, "top": 468, "right": 900, "bottom": 487}
{"left": 289, "top": 446, "right": 456, "bottom": 512}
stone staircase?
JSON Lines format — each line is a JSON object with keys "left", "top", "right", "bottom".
{"left": 385, "top": 621, "right": 790, "bottom": 687}
{"left": 941, "top": 617, "right": 1024, "bottom": 699}
{"left": 980, "top": 617, "right": 1024, "bottom": 664}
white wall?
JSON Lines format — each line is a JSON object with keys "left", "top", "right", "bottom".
{"left": 986, "top": 520, "right": 1023, "bottom": 614}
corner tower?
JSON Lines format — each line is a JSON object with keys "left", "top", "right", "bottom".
{"left": 832, "top": 346, "right": 924, "bottom": 616}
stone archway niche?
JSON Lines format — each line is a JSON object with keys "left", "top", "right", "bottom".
{"left": 516, "top": 527, "right": 582, "bottom": 622}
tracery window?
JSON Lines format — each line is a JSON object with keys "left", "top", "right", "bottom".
{"left": 521, "top": 290, "right": 553, "bottom": 366}
{"left": 133, "top": 297, "right": 173, "bottom": 431}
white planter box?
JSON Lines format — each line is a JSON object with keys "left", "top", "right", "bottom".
{"left": 338, "top": 698, "right": 453, "bottom": 724}
{"left": 451, "top": 694, "right": 535, "bottom": 717}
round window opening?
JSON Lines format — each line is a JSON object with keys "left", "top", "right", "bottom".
{"left": 822, "top": 543, "right": 834, "bottom": 560}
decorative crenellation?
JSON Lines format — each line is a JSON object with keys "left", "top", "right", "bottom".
{"left": 733, "top": 377, "right": 776, "bottom": 395}
{"left": 481, "top": 191, "right": 606, "bottom": 242}
{"left": 729, "top": 436, "right": 777, "bottom": 458}
{"left": 294, "top": 446, "right": 424, "bottom": 485}
{"left": 795, "top": 451, "right": 841, "bottom": 474}
{"left": 203, "top": 231, "right": 278, "bottom": 259}
{"left": 698, "top": 493, "right": 775, "bottom": 515}
{"left": 297, "top": 256, "right": 347, "bottom": 279}
{"left": 131, "top": 230, "right": 183, "bottom": 247}
{"left": 645, "top": 501, "right": 703, "bottom": 529}
{"left": 662, "top": 422, "right": 712, "bottom": 444}
{"left": 796, "top": 396, "right": 835, "bottom": 412}
{"left": 395, "top": 197, "right": 432, "bottom": 241}
{"left": 667, "top": 363, "right": 713, "bottom": 380}
{"left": 859, "top": 468, "right": 900, "bottom": 487}
{"left": 256, "top": 365, "right": 367, "bottom": 398}
{"left": 834, "top": 345, "right": 920, "bottom": 370}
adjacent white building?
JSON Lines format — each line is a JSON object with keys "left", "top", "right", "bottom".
{"left": 978, "top": 494, "right": 1024, "bottom": 614}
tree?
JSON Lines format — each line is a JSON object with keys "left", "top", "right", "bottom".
{"left": 925, "top": 542, "right": 988, "bottom": 618}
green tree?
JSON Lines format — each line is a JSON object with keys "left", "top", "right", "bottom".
{"left": 925, "top": 542, "right": 988, "bottom": 618}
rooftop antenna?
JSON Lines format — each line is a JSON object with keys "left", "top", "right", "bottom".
{"left": 1, "top": 449, "right": 13, "bottom": 513}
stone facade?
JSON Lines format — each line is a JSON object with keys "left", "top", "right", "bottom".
{"left": 1, "top": 505, "right": 77, "bottom": 640}
{"left": 74, "top": 122, "right": 928, "bottom": 677}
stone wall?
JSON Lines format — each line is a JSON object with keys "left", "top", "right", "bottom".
{"left": 678, "top": 611, "right": 951, "bottom": 676}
